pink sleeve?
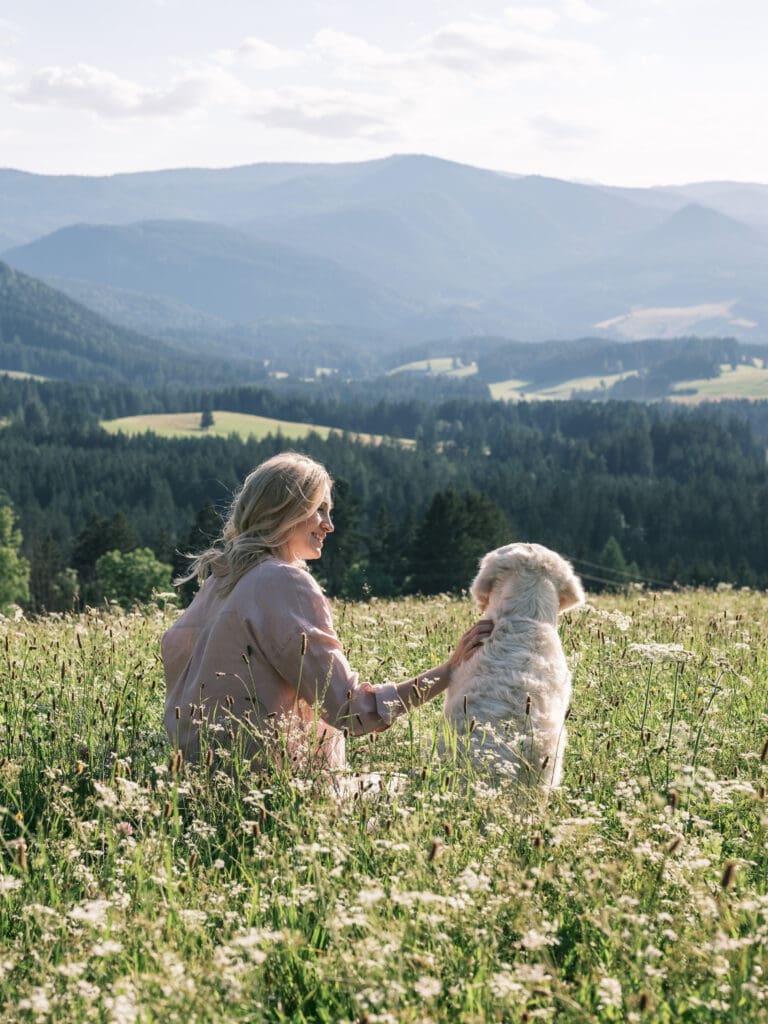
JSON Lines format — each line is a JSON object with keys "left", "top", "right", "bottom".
{"left": 245, "top": 565, "right": 405, "bottom": 734}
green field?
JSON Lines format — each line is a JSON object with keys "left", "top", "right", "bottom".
{"left": 490, "top": 372, "right": 638, "bottom": 402}
{"left": 2, "top": 588, "right": 767, "bottom": 1021}
{"left": 0, "top": 369, "right": 48, "bottom": 381}
{"left": 672, "top": 363, "right": 768, "bottom": 401}
{"left": 388, "top": 357, "right": 478, "bottom": 378}
{"left": 101, "top": 410, "right": 409, "bottom": 447}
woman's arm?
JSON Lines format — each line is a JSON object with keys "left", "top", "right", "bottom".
{"left": 386, "top": 618, "right": 494, "bottom": 713}
{"left": 248, "top": 562, "right": 492, "bottom": 735}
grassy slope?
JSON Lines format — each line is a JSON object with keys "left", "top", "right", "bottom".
{"left": 101, "top": 409, "right": 411, "bottom": 446}
{"left": 397, "top": 351, "right": 768, "bottom": 402}
{"left": 1, "top": 588, "right": 767, "bottom": 1021}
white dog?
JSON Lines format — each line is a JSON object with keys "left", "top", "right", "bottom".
{"left": 444, "top": 543, "right": 584, "bottom": 788}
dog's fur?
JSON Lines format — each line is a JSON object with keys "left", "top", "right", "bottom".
{"left": 444, "top": 543, "right": 584, "bottom": 788}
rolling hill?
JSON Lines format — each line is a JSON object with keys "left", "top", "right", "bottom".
{"left": 2, "top": 155, "right": 768, "bottom": 354}
{"left": 0, "top": 261, "right": 266, "bottom": 387}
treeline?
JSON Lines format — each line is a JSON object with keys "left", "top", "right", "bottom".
{"left": 2, "top": 376, "right": 768, "bottom": 610}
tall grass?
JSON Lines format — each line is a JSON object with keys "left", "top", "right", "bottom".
{"left": 1, "top": 589, "right": 767, "bottom": 1022}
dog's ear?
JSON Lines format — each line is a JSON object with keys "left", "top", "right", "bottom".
{"left": 557, "top": 565, "right": 585, "bottom": 612}
{"left": 470, "top": 551, "right": 499, "bottom": 612}
{"left": 470, "top": 543, "right": 521, "bottom": 611}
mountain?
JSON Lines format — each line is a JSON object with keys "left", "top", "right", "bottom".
{"left": 663, "top": 182, "right": 768, "bottom": 230}
{"left": 0, "top": 261, "right": 266, "bottom": 387}
{"left": 484, "top": 203, "right": 768, "bottom": 340}
{"left": 1, "top": 155, "right": 767, "bottom": 351}
{"left": 3, "top": 219, "right": 420, "bottom": 327}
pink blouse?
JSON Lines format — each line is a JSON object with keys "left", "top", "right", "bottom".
{"left": 162, "top": 558, "right": 407, "bottom": 769}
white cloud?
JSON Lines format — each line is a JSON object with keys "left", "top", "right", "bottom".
{"left": 560, "top": 0, "right": 606, "bottom": 23}
{"left": 311, "top": 29, "right": 399, "bottom": 69}
{"left": 503, "top": 6, "right": 561, "bottom": 32}
{"left": 249, "top": 87, "right": 396, "bottom": 139}
{"left": 529, "top": 112, "right": 596, "bottom": 148}
{"left": 10, "top": 62, "right": 243, "bottom": 119}
{"left": 0, "top": 18, "right": 22, "bottom": 46}
{"left": 424, "top": 19, "right": 598, "bottom": 76}
{"left": 0, "top": 58, "right": 17, "bottom": 79}
{"left": 214, "top": 36, "right": 302, "bottom": 70}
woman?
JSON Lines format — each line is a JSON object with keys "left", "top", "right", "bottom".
{"left": 162, "top": 452, "right": 491, "bottom": 771}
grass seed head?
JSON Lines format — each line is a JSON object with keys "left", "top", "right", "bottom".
{"left": 720, "top": 861, "right": 738, "bottom": 890}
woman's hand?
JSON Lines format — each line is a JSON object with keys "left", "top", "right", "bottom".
{"left": 447, "top": 619, "right": 494, "bottom": 672}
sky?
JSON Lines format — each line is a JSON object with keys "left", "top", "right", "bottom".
{"left": 0, "top": 0, "right": 766, "bottom": 186}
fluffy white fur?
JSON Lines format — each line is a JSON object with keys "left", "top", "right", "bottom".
{"left": 444, "top": 542, "right": 584, "bottom": 788}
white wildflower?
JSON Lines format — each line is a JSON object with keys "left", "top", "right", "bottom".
{"left": 597, "top": 977, "right": 623, "bottom": 1010}
{"left": 68, "top": 899, "right": 111, "bottom": 927}
{"left": 92, "top": 939, "right": 124, "bottom": 957}
{"left": 489, "top": 969, "right": 523, "bottom": 1000}
{"left": 413, "top": 975, "right": 442, "bottom": 1000}
{"left": 629, "top": 642, "right": 693, "bottom": 663}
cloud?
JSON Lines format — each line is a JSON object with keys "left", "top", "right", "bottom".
{"left": 311, "top": 29, "right": 402, "bottom": 70}
{"left": 560, "top": 0, "right": 606, "bottom": 23}
{"left": 10, "top": 63, "right": 241, "bottom": 119}
{"left": 503, "top": 6, "right": 561, "bottom": 32}
{"left": 529, "top": 112, "right": 597, "bottom": 147}
{"left": 0, "top": 18, "right": 21, "bottom": 46}
{"left": 249, "top": 88, "right": 396, "bottom": 139}
{"left": 424, "top": 19, "right": 597, "bottom": 76}
{"left": 0, "top": 58, "right": 17, "bottom": 80}
{"left": 213, "top": 36, "right": 302, "bottom": 70}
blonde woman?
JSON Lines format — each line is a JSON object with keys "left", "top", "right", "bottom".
{"left": 162, "top": 452, "right": 491, "bottom": 770}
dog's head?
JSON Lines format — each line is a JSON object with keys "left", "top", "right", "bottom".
{"left": 471, "top": 542, "right": 585, "bottom": 621}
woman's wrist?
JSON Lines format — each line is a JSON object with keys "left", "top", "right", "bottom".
{"left": 411, "top": 662, "right": 452, "bottom": 706}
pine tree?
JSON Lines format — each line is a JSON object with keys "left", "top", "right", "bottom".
{"left": 410, "top": 490, "right": 513, "bottom": 594}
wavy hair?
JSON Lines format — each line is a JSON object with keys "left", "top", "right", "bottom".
{"left": 178, "top": 452, "right": 332, "bottom": 594}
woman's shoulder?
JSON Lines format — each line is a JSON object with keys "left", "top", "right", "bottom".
{"left": 240, "top": 557, "right": 324, "bottom": 597}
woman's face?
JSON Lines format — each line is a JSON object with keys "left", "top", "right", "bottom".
{"left": 281, "top": 485, "right": 334, "bottom": 562}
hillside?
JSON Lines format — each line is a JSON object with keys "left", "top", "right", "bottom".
{"left": 3, "top": 155, "right": 767, "bottom": 349}
{"left": 390, "top": 335, "right": 768, "bottom": 402}
{"left": 0, "top": 261, "right": 266, "bottom": 387}
{"left": 3, "top": 220, "right": 418, "bottom": 329}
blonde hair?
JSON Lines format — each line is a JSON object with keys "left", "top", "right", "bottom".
{"left": 180, "top": 452, "right": 332, "bottom": 593}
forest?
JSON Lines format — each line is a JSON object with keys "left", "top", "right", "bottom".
{"left": 1, "top": 371, "right": 767, "bottom": 611}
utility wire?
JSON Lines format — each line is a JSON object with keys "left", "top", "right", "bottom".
{"left": 565, "top": 555, "right": 675, "bottom": 590}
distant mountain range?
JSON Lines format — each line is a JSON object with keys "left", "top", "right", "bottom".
{"left": 2, "top": 154, "right": 768, "bottom": 362}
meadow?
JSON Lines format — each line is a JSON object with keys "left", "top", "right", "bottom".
{"left": 1, "top": 588, "right": 767, "bottom": 1022}
{"left": 100, "top": 411, "right": 411, "bottom": 448}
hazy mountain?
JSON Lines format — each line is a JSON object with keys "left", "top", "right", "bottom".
{"left": 664, "top": 182, "right": 768, "bottom": 230}
{"left": 2, "top": 154, "right": 767, "bottom": 351}
{"left": 484, "top": 203, "right": 768, "bottom": 340}
{"left": 244, "top": 170, "right": 665, "bottom": 302}
{"left": 3, "top": 219, "right": 419, "bottom": 327}
{"left": 0, "top": 261, "right": 266, "bottom": 386}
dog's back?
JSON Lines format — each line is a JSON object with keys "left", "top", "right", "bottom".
{"left": 443, "top": 542, "right": 583, "bottom": 787}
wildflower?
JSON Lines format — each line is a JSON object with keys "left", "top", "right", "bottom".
{"left": 597, "top": 977, "right": 623, "bottom": 1010}
{"left": 92, "top": 939, "right": 124, "bottom": 957}
{"left": 413, "top": 976, "right": 442, "bottom": 1000}
{"left": 628, "top": 642, "right": 694, "bottom": 663}
{"left": 516, "top": 926, "right": 559, "bottom": 951}
{"left": 489, "top": 970, "right": 523, "bottom": 1000}
{"left": 68, "top": 899, "right": 111, "bottom": 927}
